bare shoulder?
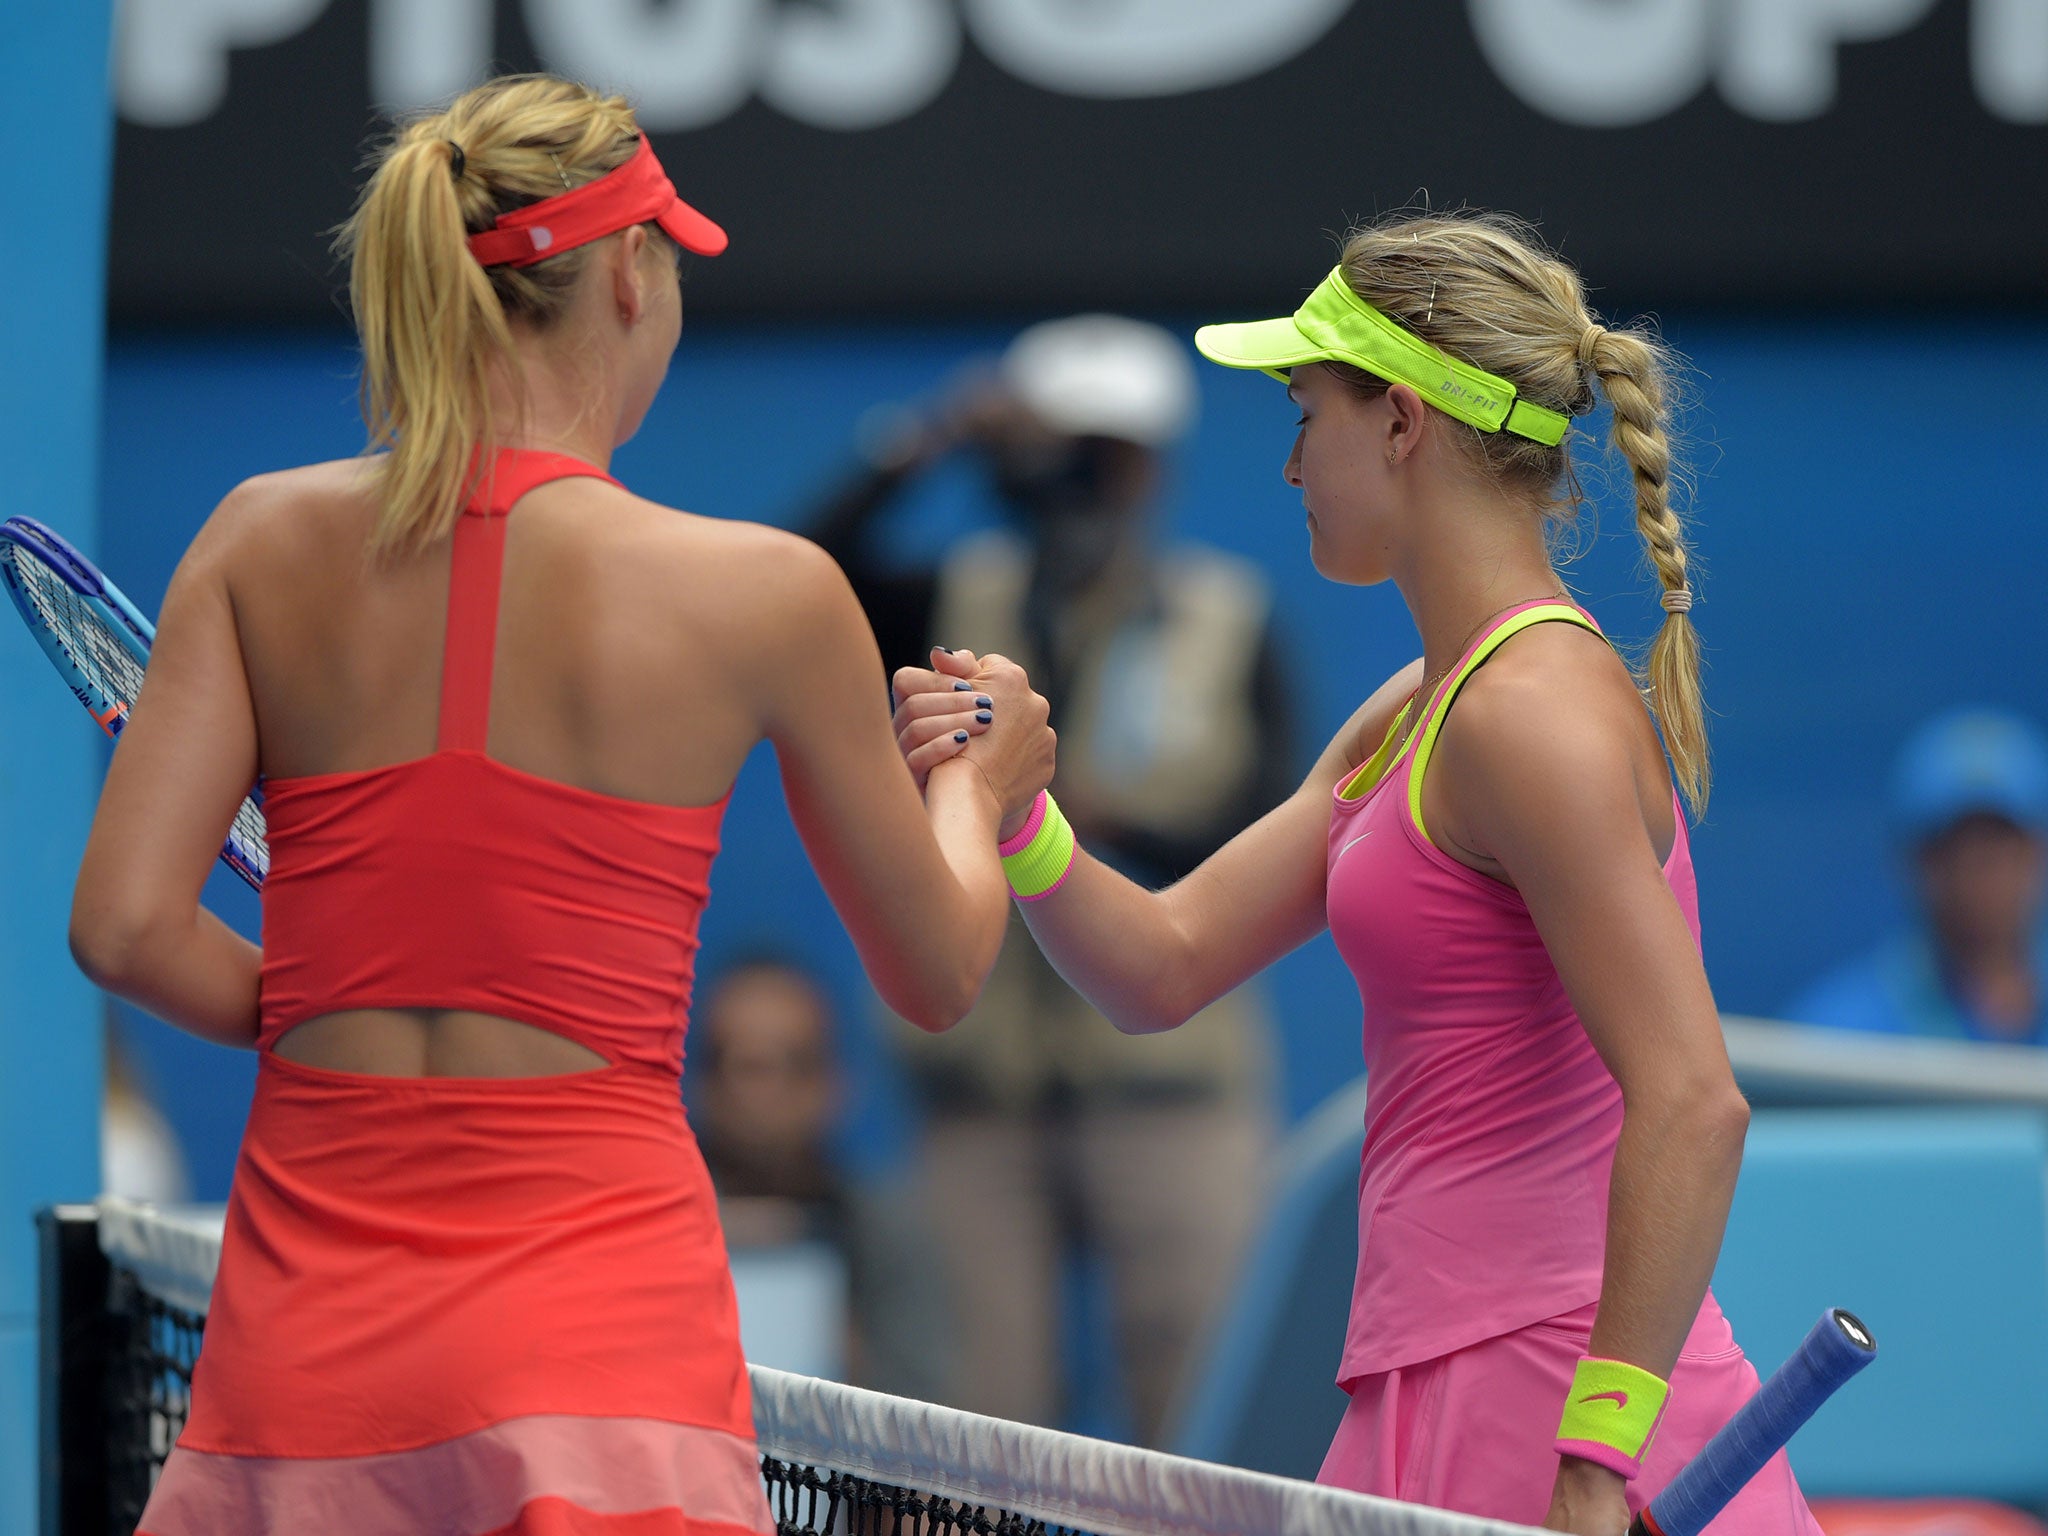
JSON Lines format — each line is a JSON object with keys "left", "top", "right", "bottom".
{"left": 591, "top": 497, "right": 868, "bottom": 663}
{"left": 605, "top": 497, "right": 849, "bottom": 612}
{"left": 1444, "top": 623, "right": 1644, "bottom": 779}
{"left": 213, "top": 458, "right": 375, "bottom": 523}
{"left": 179, "top": 459, "right": 377, "bottom": 577}
{"left": 1432, "top": 621, "right": 1669, "bottom": 860}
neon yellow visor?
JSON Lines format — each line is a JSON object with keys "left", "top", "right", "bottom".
{"left": 1194, "top": 267, "right": 1571, "bottom": 447}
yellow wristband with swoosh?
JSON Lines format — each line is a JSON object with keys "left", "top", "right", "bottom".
{"left": 1554, "top": 1356, "right": 1670, "bottom": 1479}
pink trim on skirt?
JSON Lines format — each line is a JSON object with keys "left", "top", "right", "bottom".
{"left": 138, "top": 1413, "right": 774, "bottom": 1536}
{"left": 1317, "top": 1296, "right": 1824, "bottom": 1535}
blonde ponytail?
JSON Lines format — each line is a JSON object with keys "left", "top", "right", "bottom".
{"left": 1337, "top": 211, "right": 1709, "bottom": 815}
{"left": 344, "top": 128, "right": 511, "bottom": 556}
{"left": 336, "top": 75, "right": 645, "bottom": 558}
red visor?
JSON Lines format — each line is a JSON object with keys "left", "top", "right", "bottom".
{"left": 466, "top": 135, "right": 727, "bottom": 268}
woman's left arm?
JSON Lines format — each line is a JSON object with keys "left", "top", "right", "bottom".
{"left": 1439, "top": 664, "right": 1748, "bottom": 1530}
{"left": 70, "top": 500, "right": 263, "bottom": 1048}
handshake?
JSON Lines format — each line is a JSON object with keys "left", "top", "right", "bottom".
{"left": 889, "top": 646, "right": 1057, "bottom": 844}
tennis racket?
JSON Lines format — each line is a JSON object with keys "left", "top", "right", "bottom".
{"left": 1632, "top": 1307, "right": 1877, "bottom": 1536}
{"left": 0, "top": 516, "right": 268, "bottom": 890}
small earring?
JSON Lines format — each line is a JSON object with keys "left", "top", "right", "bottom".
{"left": 1386, "top": 448, "right": 1398, "bottom": 466}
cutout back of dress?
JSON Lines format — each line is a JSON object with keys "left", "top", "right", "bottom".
{"left": 256, "top": 450, "right": 727, "bottom": 1075}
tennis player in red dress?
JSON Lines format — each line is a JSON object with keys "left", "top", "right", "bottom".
{"left": 69, "top": 75, "right": 1052, "bottom": 1535}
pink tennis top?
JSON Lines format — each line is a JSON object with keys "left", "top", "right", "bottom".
{"left": 1325, "top": 601, "right": 1700, "bottom": 1385}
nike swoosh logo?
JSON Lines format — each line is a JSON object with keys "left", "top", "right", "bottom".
{"left": 1337, "top": 831, "right": 1373, "bottom": 859}
{"left": 1580, "top": 1389, "right": 1629, "bottom": 1410}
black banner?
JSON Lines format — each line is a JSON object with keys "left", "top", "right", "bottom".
{"left": 110, "top": 0, "right": 2043, "bottom": 323}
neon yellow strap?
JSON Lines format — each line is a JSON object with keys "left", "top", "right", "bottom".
{"left": 1337, "top": 699, "right": 1414, "bottom": 802}
{"left": 1555, "top": 1357, "right": 1669, "bottom": 1473}
{"left": 1194, "top": 268, "right": 1573, "bottom": 447}
{"left": 1406, "top": 605, "right": 1602, "bottom": 845}
{"left": 1001, "top": 791, "right": 1076, "bottom": 902}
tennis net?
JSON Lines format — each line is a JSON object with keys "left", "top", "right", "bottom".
{"left": 39, "top": 1197, "right": 1532, "bottom": 1536}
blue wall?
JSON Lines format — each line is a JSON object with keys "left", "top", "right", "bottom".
{"left": 99, "top": 315, "right": 2048, "bottom": 1200}
{"left": 0, "top": 6, "right": 111, "bottom": 1530}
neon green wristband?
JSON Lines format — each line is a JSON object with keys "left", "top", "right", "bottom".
{"left": 1554, "top": 1356, "right": 1670, "bottom": 1479}
{"left": 998, "top": 791, "right": 1076, "bottom": 902}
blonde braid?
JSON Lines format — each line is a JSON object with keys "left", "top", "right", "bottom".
{"left": 1585, "top": 326, "right": 1708, "bottom": 813}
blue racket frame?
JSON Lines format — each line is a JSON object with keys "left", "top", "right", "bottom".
{"left": 0, "top": 516, "right": 268, "bottom": 890}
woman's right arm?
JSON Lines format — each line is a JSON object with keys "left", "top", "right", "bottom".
{"left": 753, "top": 540, "right": 1052, "bottom": 1032}
{"left": 897, "top": 652, "right": 1425, "bottom": 1034}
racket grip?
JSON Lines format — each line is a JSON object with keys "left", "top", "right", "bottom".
{"left": 1627, "top": 1308, "right": 1875, "bottom": 1536}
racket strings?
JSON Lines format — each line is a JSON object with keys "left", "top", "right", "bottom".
{"left": 230, "top": 801, "right": 271, "bottom": 881}
{"left": 8, "top": 551, "right": 148, "bottom": 705}
{"left": 3, "top": 544, "right": 271, "bottom": 884}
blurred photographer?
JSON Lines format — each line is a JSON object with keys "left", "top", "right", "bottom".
{"left": 805, "top": 316, "right": 1292, "bottom": 1441}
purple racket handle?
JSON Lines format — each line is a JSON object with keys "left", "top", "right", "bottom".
{"left": 1631, "top": 1308, "right": 1875, "bottom": 1536}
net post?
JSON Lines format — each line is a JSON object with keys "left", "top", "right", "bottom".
{"left": 36, "top": 1204, "right": 110, "bottom": 1536}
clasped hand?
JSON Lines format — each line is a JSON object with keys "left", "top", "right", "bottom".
{"left": 891, "top": 647, "right": 1055, "bottom": 841}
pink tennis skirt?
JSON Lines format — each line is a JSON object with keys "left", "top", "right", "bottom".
{"left": 1319, "top": 1292, "right": 1824, "bottom": 1534}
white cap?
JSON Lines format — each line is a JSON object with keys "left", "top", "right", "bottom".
{"left": 1001, "top": 315, "right": 1198, "bottom": 448}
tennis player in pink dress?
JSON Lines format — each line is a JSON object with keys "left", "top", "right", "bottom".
{"left": 900, "top": 214, "right": 1822, "bottom": 1535}
{"left": 70, "top": 74, "right": 1051, "bottom": 1534}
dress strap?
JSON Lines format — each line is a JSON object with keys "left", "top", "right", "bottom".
{"left": 1337, "top": 697, "right": 1414, "bottom": 803}
{"left": 436, "top": 449, "right": 622, "bottom": 752}
{"left": 1406, "top": 602, "right": 1604, "bottom": 846}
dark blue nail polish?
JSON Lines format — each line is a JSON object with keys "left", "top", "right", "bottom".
{"left": 954, "top": 730, "right": 969, "bottom": 743}
{"left": 954, "top": 681, "right": 973, "bottom": 692}
{"left": 976, "top": 710, "right": 992, "bottom": 724}
{"left": 975, "top": 696, "right": 992, "bottom": 708}
{"left": 936, "top": 646, "right": 954, "bottom": 654}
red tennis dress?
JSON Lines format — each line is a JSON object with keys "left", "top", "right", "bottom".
{"left": 138, "top": 451, "right": 775, "bottom": 1536}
